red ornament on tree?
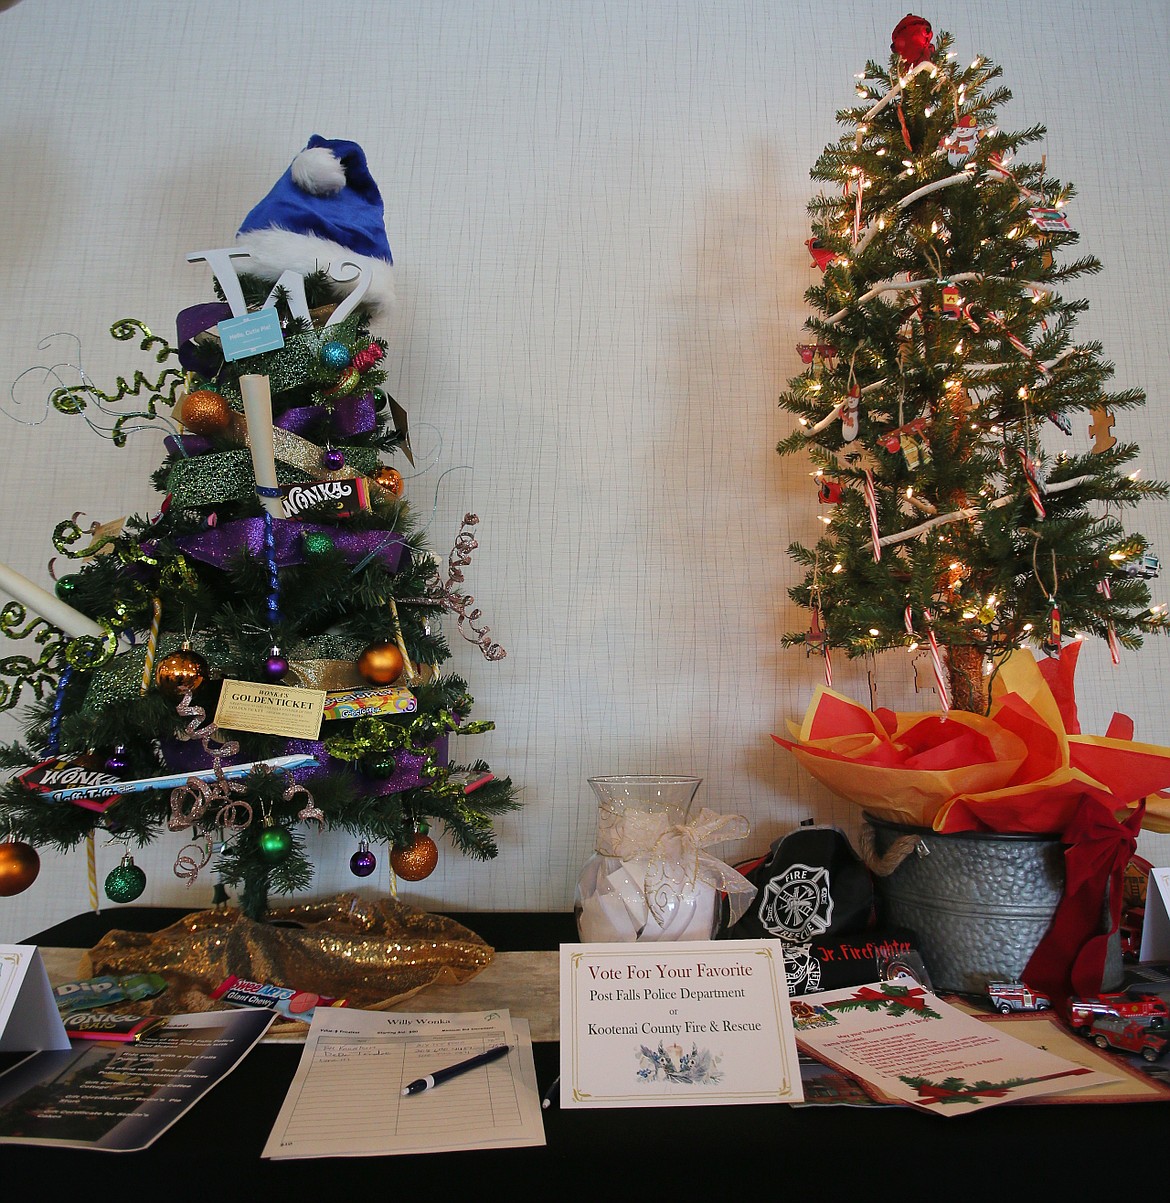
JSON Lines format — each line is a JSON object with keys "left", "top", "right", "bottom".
{"left": 891, "top": 13, "right": 934, "bottom": 65}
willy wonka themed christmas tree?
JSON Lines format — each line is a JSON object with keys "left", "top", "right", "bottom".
{"left": 0, "top": 136, "right": 517, "bottom": 918}
{"left": 773, "top": 19, "right": 1170, "bottom": 1004}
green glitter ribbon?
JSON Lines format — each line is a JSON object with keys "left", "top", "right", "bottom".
{"left": 231, "top": 312, "right": 364, "bottom": 396}
{"left": 81, "top": 631, "right": 213, "bottom": 711}
{"left": 166, "top": 446, "right": 380, "bottom": 508}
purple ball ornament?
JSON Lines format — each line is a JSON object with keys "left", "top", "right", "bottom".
{"left": 105, "top": 746, "right": 129, "bottom": 773}
{"left": 350, "top": 840, "right": 377, "bottom": 878}
{"left": 321, "top": 446, "right": 346, "bottom": 472}
{"left": 263, "top": 647, "right": 289, "bottom": 681}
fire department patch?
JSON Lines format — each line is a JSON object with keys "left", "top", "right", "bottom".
{"left": 757, "top": 862, "right": 834, "bottom": 941}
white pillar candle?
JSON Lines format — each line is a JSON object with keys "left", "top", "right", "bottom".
{"left": 0, "top": 560, "right": 104, "bottom": 638}
{"left": 239, "top": 374, "right": 284, "bottom": 520}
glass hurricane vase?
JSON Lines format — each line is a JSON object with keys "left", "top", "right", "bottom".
{"left": 574, "top": 774, "right": 720, "bottom": 942}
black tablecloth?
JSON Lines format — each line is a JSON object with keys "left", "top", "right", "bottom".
{"left": 1, "top": 908, "right": 1155, "bottom": 1196}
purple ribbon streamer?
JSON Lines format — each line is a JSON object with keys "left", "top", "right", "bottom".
{"left": 173, "top": 518, "right": 406, "bottom": 572}
{"left": 279, "top": 391, "right": 377, "bottom": 438}
{"left": 176, "top": 302, "right": 233, "bottom": 375}
{"left": 164, "top": 391, "right": 376, "bottom": 459}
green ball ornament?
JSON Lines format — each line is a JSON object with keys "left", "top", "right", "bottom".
{"left": 302, "top": 531, "right": 335, "bottom": 558}
{"left": 364, "top": 753, "right": 398, "bottom": 779}
{"left": 55, "top": 574, "right": 80, "bottom": 600}
{"left": 258, "top": 821, "right": 294, "bottom": 863}
{"left": 104, "top": 854, "right": 147, "bottom": 903}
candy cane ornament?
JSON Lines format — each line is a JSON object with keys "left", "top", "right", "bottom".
{"left": 864, "top": 470, "right": 882, "bottom": 560}
{"left": 1099, "top": 577, "right": 1122, "bottom": 666}
{"left": 906, "top": 606, "right": 950, "bottom": 716}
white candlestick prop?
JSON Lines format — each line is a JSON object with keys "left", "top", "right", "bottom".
{"left": 239, "top": 374, "right": 284, "bottom": 520}
{"left": 0, "top": 559, "right": 104, "bottom": 638}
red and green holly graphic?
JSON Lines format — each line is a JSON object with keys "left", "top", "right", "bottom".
{"left": 824, "top": 983, "right": 942, "bottom": 1020}
{"left": 902, "top": 1066, "right": 1092, "bottom": 1105}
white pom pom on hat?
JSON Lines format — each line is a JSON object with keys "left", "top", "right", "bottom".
{"left": 235, "top": 135, "right": 394, "bottom": 311}
{"left": 290, "top": 145, "right": 348, "bottom": 196}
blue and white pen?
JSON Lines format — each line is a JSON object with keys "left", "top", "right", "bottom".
{"left": 401, "top": 1044, "right": 510, "bottom": 1096}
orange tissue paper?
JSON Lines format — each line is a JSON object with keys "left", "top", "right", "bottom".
{"left": 772, "top": 642, "right": 1170, "bottom": 836}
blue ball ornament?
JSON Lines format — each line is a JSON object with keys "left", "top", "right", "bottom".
{"left": 320, "top": 340, "right": 352, "bottom": 370}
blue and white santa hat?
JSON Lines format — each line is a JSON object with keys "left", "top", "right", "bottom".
{"left": 234, "top": 135, "right": 394, "bottom": 311}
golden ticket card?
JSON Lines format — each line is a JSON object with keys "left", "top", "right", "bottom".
{"left": 213, "top": 680, "right": 327, "bottom": 740}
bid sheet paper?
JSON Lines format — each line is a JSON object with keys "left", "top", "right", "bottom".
{"left": 263, "top": 1009, "right": 544, "bottom": 1158}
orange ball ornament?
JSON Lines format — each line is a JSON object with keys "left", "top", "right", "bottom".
{"left": 0, "top": 841, "right": 40, "bottom": 896}
{"left": 357, "top": 641, "right": 405, "bottom": 685}
{"left": 373, "top": 466, "right": 404, "bottom": 496}
{"left": 155, "top": 643, "right": 209, "bottom": 700}
{"left": 391, "top": 832, "right": 438, "bottom": 881}
{"left": 178, "top": 389, "right": 232, "bottom": 435}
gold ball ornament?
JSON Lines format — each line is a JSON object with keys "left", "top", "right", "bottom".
{"left": 390, "top": 832, "right": 438, "bottom": 881}
{"left": 373, "top": 466, "right": 405, "bottom": 496}
{"left": 178, "top": 389, "right": 232, "bottom": 435}
{"left": 357, "top": 641, "right": 405, "bottom": 685}
{"left": 155, "top": 643, "right": 209, "bottom": 700}
{"left": 0, "top": 841, "right": 40, "bottom": 896}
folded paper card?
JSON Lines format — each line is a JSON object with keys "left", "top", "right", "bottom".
{"left": 560, "top": 940, "right": 802, "bottom": 1108}
{"left": 0, "top": 946, "right": 70, "bottom": 1053}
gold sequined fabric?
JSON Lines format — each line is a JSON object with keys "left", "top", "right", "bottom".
{"left": 82, "top": 893, "right": 494, "bottom": 1038}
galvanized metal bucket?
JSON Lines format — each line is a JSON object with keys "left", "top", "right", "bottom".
{"left": 864, "top": 814, "right": 1122, "bottom": 995}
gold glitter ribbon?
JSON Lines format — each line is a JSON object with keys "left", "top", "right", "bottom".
{"left": 81, "top": 894, "right": 495, "bottom": 1037}
{"left": 284, "top": 657, "right": 367, "bottom": 691}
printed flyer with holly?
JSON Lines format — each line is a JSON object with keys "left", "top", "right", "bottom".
{"left": 559, "top": 940, "right": 802, "bottom": 1108}
{"left": 791, "top": 981, "right": 1119, "bottom": 1115}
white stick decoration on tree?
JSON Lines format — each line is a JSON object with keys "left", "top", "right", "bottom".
{"left": 801, "top": 378, "right": 888, "bottom": 437}
{"left": 857, "top": 60, "right": 937, "bottom": 127}
{"left": 239, "top": 375, "right": 284, "bottom": 520}
{"left": 876, "top": 474, "right": 1096, "bottom": 550}
{"left": 826, "top": 273, "right": 1051, "bottom": 327}
{"left": 0, "top": 560, "right": 104, "bottom": 638}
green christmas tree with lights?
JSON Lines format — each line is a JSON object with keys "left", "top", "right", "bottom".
{"left": 777, "top": 16, "right": 1168, "bottom": 713}
{"left": 0, "top": 137, "right": 518, "bottom": 917}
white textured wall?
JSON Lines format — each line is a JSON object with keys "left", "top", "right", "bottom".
{"left": 1, "top": 0, "right": 1168, "bottom": 941}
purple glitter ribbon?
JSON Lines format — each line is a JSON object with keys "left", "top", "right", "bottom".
{"left": 282, "top": 737, "right": 448, "bottom": 794}
{"left": 173, "top": 518, "right": 405, "bottom": 572}
{"left": 176, "top": 302, "right": 233, "bottom": 375}
{"left": 164, "top": 390, "right": 377, "bottom": 459}
{"left": 279, "top": 391, "right": 377, "bottom": 438}
{"left": 162, "top": 734, "right": 448, "bottom": 796}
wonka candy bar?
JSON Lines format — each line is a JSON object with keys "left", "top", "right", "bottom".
{"left": 64, "top": 1011, "right": 168, "bottom": 1042}
{"left": 211, "top": 974, "right": 348, "bottom": 1022}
